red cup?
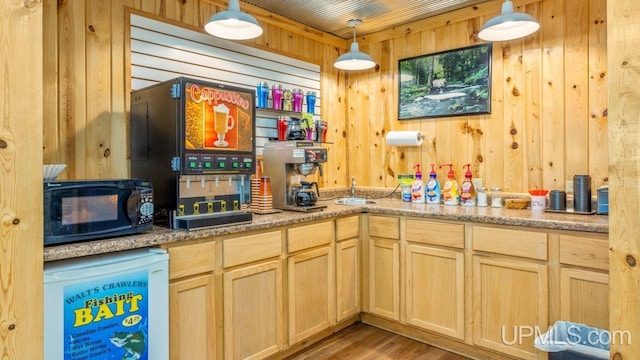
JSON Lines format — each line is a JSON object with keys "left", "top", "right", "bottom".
{"left": 277, "top": 116, "right": 288, "bottom": 141}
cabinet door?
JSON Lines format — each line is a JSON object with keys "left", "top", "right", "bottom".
{"left": 336, "top": 238, "right": 360, "bottom": 321}
{"left": 288, "top": 246, "right": 335, "bottom": 344}
{"left": 560, "top": 268, "right": 609, "bottom": 330}
{"left": 369, "top": 239, "right": 400, "bottom": 321}
{"left": 224, "top": 260, "right": 284, "bottom": 360}
{"left": 473, "top": 256, "right": 548, "bottom": 360}
{"left": 170, "top": 274, "right": 216, "bottom": 360}
{"left": 405, "top": 244, "right": 464, "bottom": 340}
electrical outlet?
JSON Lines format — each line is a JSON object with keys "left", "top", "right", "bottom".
{"left": 566, "top": 180, "right": 574, "bottom": 193}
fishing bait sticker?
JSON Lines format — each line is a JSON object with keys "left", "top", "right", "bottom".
{"left": 63, "top": 270, "right": 149, "bottom": 360}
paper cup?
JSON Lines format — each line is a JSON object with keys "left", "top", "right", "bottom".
{"left": 531, "top": 195, "right": 546, "bottom": 211}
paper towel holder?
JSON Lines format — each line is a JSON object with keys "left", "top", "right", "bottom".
{"left": 385, "top": 131, "right": 425, "bottom": 147}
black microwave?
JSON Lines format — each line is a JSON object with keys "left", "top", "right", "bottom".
{"left": 44, "top": 179, "right": 154, "bottom": 246}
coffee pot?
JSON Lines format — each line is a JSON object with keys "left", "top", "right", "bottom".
{"left": 294, "top": 181, "right": 319, "bottom": 206}
{"left": 287, "top": 118, "right": 306, "bottom": 140}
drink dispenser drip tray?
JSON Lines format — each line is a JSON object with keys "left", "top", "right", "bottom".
{"left": 174, "top": 211, "right": 252, "bottom": 230}
{"left": 173, "top": 174, "right": 252, "bottom": 230}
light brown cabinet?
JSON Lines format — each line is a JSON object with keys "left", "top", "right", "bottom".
{"left": 166, "top": 242, "right": 217, "bottom": 360}
{"left": 336, "top": 238, "right": 359, "bottom": 322}
{"left": 161, "top": 213, "right": 608, "bottom": 360}
{"left": 368, "top": 239, "right": 400, "bottom": 321}
{"left": 405, "top": 244, "right": 464, "bottom": 339}
{"left": 223, "top": 259, "right": 284, "bottom": 359}
{"left": 367, "top": 216, "right": 400, "bottom": 321}
{"left": 169, "top": 275, "right": 217, "bottom": 360}
{"left": 288, "top": 246, "right": 335, "bottom": 343}
{"left": 559, "top": 268, "right": 609, "bottom": 330}
{"left": 404, "top": 219, "right": 465, "bottom": 339}
{"left": 558, "top": 233, "right": 609, "bottom": 330}
{"left": 336, "top": 216, "right": 360, "bottom": 322}
{"left": 287, "top": 220, "right": 336, "bottom": 344}
{"left": 471, "top": 227, "right": 549, "bottom": 360}
{"left": 472, "top": 256, "right": 548, "bottom": 360}
{"left": 222, "top": 230, "right": 285, "bottom": 360}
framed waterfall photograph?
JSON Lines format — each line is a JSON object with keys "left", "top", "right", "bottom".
{"left": 398, "top": 43, "right": 492, "bottom": 120}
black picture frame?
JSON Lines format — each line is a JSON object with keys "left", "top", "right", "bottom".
{"left": 398, "top": 43, "right": 492, "bottom": 120}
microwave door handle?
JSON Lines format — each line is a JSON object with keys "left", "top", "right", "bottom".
{"left": 126, "top": 187, "right": 139, "bottom": 224}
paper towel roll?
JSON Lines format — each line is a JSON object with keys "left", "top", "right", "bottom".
{"left": 385, "top": 131, "right": 424, "bottom": 146}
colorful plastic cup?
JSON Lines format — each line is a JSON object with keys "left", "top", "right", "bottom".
{"left": 257, "top": 82, "right": 269, "bottom": 108}
{"left": 306, "top": 91, "right": 316, "bottom": 114}
{"left": 272, "top": 85, "right": 283, "bottom": 110}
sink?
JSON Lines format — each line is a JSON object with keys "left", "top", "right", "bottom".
{"left": 335, "top": 197, "right": 376, "bottom": 205}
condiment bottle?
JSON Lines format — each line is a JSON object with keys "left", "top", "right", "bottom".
{"left": 411, "top": 164, "right": 425, "bottom": 204}
{"left": 460, "top": 163, "right": 476, "bottom": 206}
{"left": 425, "top": 164, "right": 441, "bottom": 204}
{"left": 491, "top": 187, "right": 504, "bottom": 208}
{"left": 477, "top": 187, "right": 488, "bottom": 207}
{"left": 440, "top": 163, "right": 460, "bottom": 206}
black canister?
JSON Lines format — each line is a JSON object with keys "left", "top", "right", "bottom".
{"left": 573, "top": 175, "right": 592, "bottom": 212}
{"left": 549, "top": 190, "right": 567, "bottom": 211}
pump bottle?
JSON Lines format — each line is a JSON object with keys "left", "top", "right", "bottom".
{"left": 425, "top": 164, "right": 441, "bottom": 204}
{"left": 411, "top": 164, "right": 425, "bottom": 204}
{"left": 460, "top": 163, "right": 476, "bottom": 206}
{"left": 440, "top": 163, "right": 460, "bottom": 206}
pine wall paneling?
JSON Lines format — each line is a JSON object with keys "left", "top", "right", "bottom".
{"left": 354, "top": 0, "right": 607, "bottom": 192}
{"left": 23, "top": 0, "right": 640, "bottom": 356}
{"left": 47, "top": 0, "right": 608, "bottom": 193}
{"left": 608, "top": 0, "right": 640, "bottom": 358}
{"left": 29, "top": 0, "right": 640, "bottom": 357}
{"left": 2, "top": 0, "right": 44, "bottom": 359}
{"left": 46, "top": 0, "right": 348, "bottom": 189}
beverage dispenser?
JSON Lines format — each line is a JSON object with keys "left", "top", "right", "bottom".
{"left": 130, "top": 77, "right": 255, "bottom": 229}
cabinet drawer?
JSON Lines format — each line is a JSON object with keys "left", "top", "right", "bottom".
{"left": 369, "top": 215, "right": 400, "bottom": 240}
{"left": 168, "top": 241, "right": 216, "bottom": 280}
{"left": 406, "top": 219, "right": 464, "bottom": 249}
{"left": 336, "top": 215, "right": 359, "bottom": 241}
{"left": 223, "top": 230, "right": 283, "bottom": 268}
{"left": 559, "top": 234, "right": 609, "bottom": 271}
{"left": 288, "top": 221, "right": 334, "bottom": 253}
{"left": 472, "top": 226, "right": 548, "bottom": 260}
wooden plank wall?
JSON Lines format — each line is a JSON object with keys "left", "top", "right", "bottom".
{"left": 1, "top": 0, "right": 44, "bottom": 359}
{"left": 45, "top": 0, "right": 607, "bottom": 193}
{"left": 608, "top": 0, "right": 640, "bottom": 358}
{"left": 351, "top": 0, "right": 608, "bottom": 193}
{"left": 44, "top": 0, "right": 347, "bottom": 188}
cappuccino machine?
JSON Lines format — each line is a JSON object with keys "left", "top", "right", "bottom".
{"left": 130, "top": 77, "right": 255, "bottom": 229}
{"left": 263, "top": 140, "right": 328, "bottom": 212}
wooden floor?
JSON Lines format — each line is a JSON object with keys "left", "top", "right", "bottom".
{"left": 286, "top": 322, "right": 471, "bottom": 360}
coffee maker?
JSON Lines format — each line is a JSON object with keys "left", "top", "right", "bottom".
{"left": 262, "top": 141, "right": 327, "bottom": 212}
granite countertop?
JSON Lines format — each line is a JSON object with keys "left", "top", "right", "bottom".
{"left": 44, "top": 196, "right": 609, "bottom": 262}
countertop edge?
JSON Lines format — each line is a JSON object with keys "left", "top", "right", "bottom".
{"left": 44, "top": 200, "right": 608, "bottom": 262}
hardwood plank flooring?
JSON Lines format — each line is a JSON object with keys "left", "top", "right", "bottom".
{"left": 286, "top": 322, "right": 471, "bottom": 360}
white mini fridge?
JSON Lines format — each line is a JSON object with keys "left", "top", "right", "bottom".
{"left": 44, "top": 249, "right": 169, "bottom": 360}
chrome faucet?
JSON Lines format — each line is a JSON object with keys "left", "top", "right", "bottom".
{"left": 350, "top": 176, "right": 356, "bottom": 197}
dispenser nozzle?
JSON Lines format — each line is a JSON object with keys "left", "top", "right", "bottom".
{"left": 463, "top": 163, "right": 472, "bottom": 178}
{"left": 439, "top": 163, "right": 455, "bottom": 179}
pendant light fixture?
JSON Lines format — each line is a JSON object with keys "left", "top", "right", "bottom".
{"left": 478, "top": 0, "right": 540, "bottom": 42}
{"left": 334, "top": 19, "right": 376, "bottom": 71}
{"left": 204, "top": 0, "right": 263, "bottom": 40}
